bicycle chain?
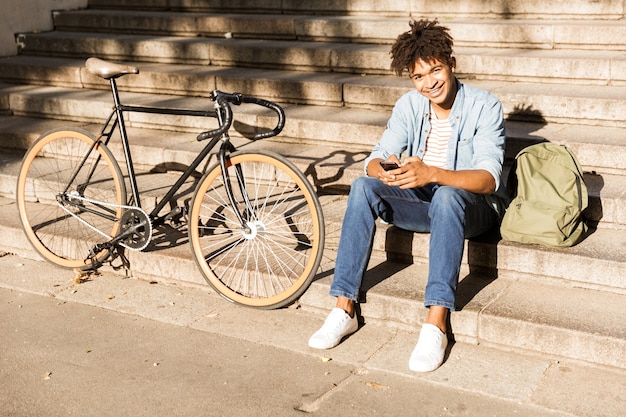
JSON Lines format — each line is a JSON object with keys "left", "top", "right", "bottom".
{"left": 57, "top": 191, "right": 153, "bottom": 252}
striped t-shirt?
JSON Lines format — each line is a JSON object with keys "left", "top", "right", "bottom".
{"left": 422, "top": 110, "right": 451, "bottom": 169}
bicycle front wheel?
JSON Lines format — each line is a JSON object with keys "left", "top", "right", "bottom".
{"left": 16, "top": 128, "right": 127, "bottom": 269}
{"left": 189, "top": 151, "right": 324, "bottom": 309}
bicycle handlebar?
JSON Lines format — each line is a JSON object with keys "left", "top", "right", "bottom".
{"left": 196, "top": 90, "right": 286, "bottom": 142}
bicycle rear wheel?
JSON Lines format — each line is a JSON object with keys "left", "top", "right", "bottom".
{"left": 16, "top": 128, "right": 127, "bottom": 269}
{"left": 188, "top": 151, "right": 324, "bottom": 309}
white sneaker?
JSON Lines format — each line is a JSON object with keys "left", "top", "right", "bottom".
{"left": 409, "top": 323, "right": 448, "bottom": 372}
{"left": 308, "top": 307, "right": 358, "bottom": 349}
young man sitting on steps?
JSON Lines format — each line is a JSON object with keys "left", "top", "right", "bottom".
{"left": 308, "top": 19, "right": 508, "bottom": 372}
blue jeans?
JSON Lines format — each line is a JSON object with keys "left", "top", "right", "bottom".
{"left": 330, "top": 176, "right": 499, "bottom": 311}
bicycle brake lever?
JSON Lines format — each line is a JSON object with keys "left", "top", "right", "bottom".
{"left": 196, "top": 95, "right": 233, "bottom": 141}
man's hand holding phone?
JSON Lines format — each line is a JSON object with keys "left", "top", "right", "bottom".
{"left": 376, "top": 156, "right": 434, "bottom": 189}
{"left": 375, "top": 158, "right": 401, "bottom": 186}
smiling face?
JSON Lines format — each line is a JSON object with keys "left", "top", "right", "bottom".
{"left": 409, "top": 58, "right": 457, "bottom": 116}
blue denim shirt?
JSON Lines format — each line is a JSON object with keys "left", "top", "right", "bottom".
{"left": 364, "top": 80, "right": 509, "bottom": 215}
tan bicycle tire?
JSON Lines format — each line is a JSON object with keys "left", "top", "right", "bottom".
{"left": 16, "top": 128, "right": 126, "bottom": 269}
{"left": 188, "top": 151, "right": 324, "bottom": 309}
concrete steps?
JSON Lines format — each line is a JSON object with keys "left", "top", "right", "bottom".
{"left": 1, "top": 113, "right": 625, "bottom": 232}
{"left": 52, "top": 10, "right": 626, "bottom": 51}
{"left": 0, "top": 0, "right": 625, "bottom": 372}
{"left": 15, "top": 31, "right": 626, "bottom": 88}
{"left": 84, "top": 0, "right": 626, "bottom": 21}
{"left": 0, "top": 83, "right": 625, "bottom": 231}
{"left": 0, "top": 64, "right": 625, "bottom": 176}
{"left": 1, "top": 117, "right": 625, "bottom": 283}
{"left": 2, "top": 55, "right": 626, "bottom": 131}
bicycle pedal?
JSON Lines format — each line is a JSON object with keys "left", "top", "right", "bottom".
{"left": 164, "top": 206, "right": 187, "bottom": 225}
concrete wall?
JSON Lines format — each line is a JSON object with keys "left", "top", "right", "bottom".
{"left": 0, "top": 0, "right": 87, "bottom": 57}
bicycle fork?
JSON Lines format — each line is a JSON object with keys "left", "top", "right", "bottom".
{"left": 218, "top": 141, "right": 257, "bottom": 235}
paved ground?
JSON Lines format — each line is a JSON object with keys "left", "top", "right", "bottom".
{"left": 1, "top": 252, "right": 625, "bottom": 417}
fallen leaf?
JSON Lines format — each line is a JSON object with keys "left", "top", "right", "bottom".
{"left": 364, "top": 381, "right": 389, "bottom": 390}
{"left": 43, "top": 372, "right": 52, "bottom": 380}
{"left": 320, "top": 356, "right": 332, "bottom": 363}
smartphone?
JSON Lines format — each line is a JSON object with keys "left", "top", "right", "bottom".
{"left": 380, "top": 161, "right": 399, "bottom": 171}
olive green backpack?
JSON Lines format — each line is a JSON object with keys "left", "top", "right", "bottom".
{"left": 500, "top": 143, "right": 588, "bottom": 247}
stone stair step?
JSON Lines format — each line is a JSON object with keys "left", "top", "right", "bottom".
{"left": 53, "top": 10, "right": 302, "bottom": 41}
{"left": 0, "top": 194, "right": 623, "bottom": 370}
{"left": 85, "top": 0, "right": 626, "bottom": 20}
{"left": 52, "top": 10, "right": 626, "bottom": 51}
{"left": 504, "top": 122, "right": 626, "bottom": 177}
{"left": 15, "top": 31, "right": 626, "bottom": 87}
{"left": 449, "top": 20, "right": 626, "bottom": 51}
{"left": 2, "top": 56, "right": 626, "bottom": 130}
{"left": 385, "top": 226, "right": 626, "bottom": 293}
{"left": 413, "top": 0, "right": 626, "bottom": 20}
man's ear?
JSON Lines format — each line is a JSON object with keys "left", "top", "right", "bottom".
{"left": 450, "top": 57, "right": 456, "bottom": 72}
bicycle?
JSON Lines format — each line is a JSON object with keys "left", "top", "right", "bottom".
{"left": 16, "top": 57, "right": 325, "bottom": 309}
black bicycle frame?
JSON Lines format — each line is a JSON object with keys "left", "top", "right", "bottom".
{"left": 93, "top": 78, "right": 253, "bottom": 228}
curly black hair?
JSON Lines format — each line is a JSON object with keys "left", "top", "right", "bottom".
{"left": 390, "top": 19, "right": 454, "bottom": 76}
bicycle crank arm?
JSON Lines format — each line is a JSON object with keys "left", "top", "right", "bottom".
{"left": 109, "top": 219, "right": 148, "bottom": 245}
